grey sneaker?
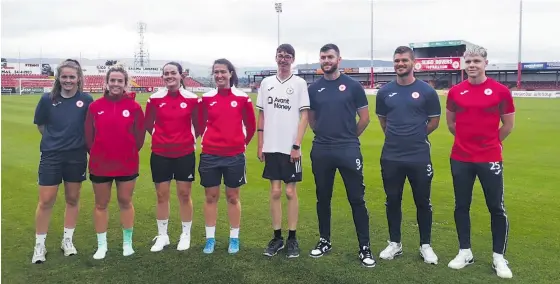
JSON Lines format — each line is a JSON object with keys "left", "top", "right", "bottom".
{"left": 263, "top": 238, "right": 284, "bottom": 257}
{"left": 286, "top": 238, "right": 300, "bottom": 258}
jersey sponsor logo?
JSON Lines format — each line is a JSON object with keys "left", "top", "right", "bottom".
{"left": 411, "top": 92, "right": 420, "bottom": 99}
{"left": 267, "top": 96, "right": 292, "bottom": 111}
{"left": 286, "top": 86, "right": 294, "bottom": 95}
{"left": 339, "top": 84, "right": 346, "bottom": 91}
{"left": 267, "top": 86, "right": 274, "bottom": 91}
{"left": 76, "top": 100, "right": 84, "bottom": 107}
{"left": 180, "top": 102, "right": 187, "bottom": 108}
{"left": 122, "top": 110, "right": 130, "bottom": 117}
{"left": 231, "top": 101, "right": 238, "bottom": 107}
{"left": 389, "top": 92, "right": 397, "bottom": 97}
{"left": 210, "top": 101, "right": 217, "bottom": 106}
{"left": 159, "top": 103, "right": 166, "bottom": 108}
{"left": 98, "top": 111, "right": 104, "bottom": 115}
{"left": 484, "top": 88, "right": 493, "bottom": 96}
{"left": 318, "top": 87, "right": 326, "bottom": 92}
{"left": 460, "top": 90, "right": 469, "bottom": 95}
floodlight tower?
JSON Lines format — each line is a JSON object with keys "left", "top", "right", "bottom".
{"left": 275, "top": 3, "right": 282, "bottom": 47}
{"left": 134, "top": 22, "right": 150, "bottom": 68}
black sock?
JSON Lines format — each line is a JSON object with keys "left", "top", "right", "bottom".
{"left": 288, "top": 230, "right": 296, "bottom": 240}
{"left": 274, "top": 229, "right": 282, "bottom": 239}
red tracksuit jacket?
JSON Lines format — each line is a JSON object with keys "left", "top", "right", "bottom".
{"left": 199, "top": 87, "right": 256, "bottom": 156}
{"left": 85, "top": 94, "right": 146, "bottom": 177}
{"left": 144, "top": 88, "right": 200, "bottom": 158}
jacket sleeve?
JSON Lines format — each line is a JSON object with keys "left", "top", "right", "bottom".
{"left": 191, "top": 98, "right": 201, "bottom": 137}
{"left": 144, "top": 98, "right": 156, "bottom": 135}
{"left": 242, "top": 97, "right": 256, "bottom": 145}
{"left": 134, "top": 104, "right": 146, "bottom": 151}
{"left": 84, "top": 105, "right": 95, "bottom": 152}
{"left": 197, "top": 98, "right": 207, "bottom": 137}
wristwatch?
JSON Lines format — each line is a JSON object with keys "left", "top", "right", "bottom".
{"left": 292, "top": 144, "right": 300, "bottom": 150}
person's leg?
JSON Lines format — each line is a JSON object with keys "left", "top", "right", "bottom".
{"left": 476, "top": 161, "right": 512, "bottom": 278}
{"left": 378, "top": 159, "right": 406, "bottom": 260}
{"left": 32, "top": 151, "right": 63, "bottom": 264}
{"left": 223, "top": 154, "right": 247, "bottom": 254}
{"left": 60, "top": 149, "right": 87, "bottom": 256}
{"left": 309, "top": 147, "right": 336, "bottom": 258}
{"left": 448, "top": 159, "right": 477, "bottom": 269}
{"left": 261, "top": 153, "right": 285, "bottom": 256}
{"left": 116, "top": 175, "right": 138, "bottom": 257}
{"left": 91, "top": 175, "right": 113, "bottom": 260}
{"left": 150, "top": 153, "right": 173, "bottom": 252}
{"left": 406, "top": 162, "right": 437, "bottom": 264}
{"left": 175, "top": 152, "right": 196, "bottom": 251}
{"left": 283, "top": 154, "right": 303, "bottom": 258}
{"left": 198, "top": 153, "right": 222, "bottom": 254}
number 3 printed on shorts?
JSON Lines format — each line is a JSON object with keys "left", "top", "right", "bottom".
{"left": 426, "top": 164, "right": 434, "bottom": 177}
{"left": 356, "top": 158, "right": 362, "bottom": 171}
{"left": 489, "top": 161, "right": 502, "bottom": 175}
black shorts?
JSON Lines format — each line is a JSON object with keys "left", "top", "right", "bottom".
{"left": 150, "top": 152, "right": 196, "bottom": 183}
{"left": 198, "top": 153, "right": 246, "bottom": 188}
{"left": 89, "top": 173, "right": 139, "bottom": 184}
{"left": 262, "top": 152, "right": 302, "bottom": 183}
{"left": 38, "top": 149, "right": 87, "bottom": 186}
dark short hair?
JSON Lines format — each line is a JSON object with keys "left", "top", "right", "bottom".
{"left": 394, "top": 46, "right": 415, "bottom": 60}
{"left": 276, "top": 44, "right": 295, "bottom": 58}
{"left": 163, "top": 61, "right": 186, "bottom": 89}
{"left": 320, "top": 43, "right": 340, "bottom": 56}
{"left": 213, "top": 58, "right": 238, "bottom": 87}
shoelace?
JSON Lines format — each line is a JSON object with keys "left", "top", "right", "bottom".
{"left": 63, "top": 239, "right": 74, "bottom": 249}
{"left": 361, "top": 247, "right": 373, "bottom": 259}
{"left": 315, "top": 239, "right": 329, "bottom": 249}
{"left": 287, "top": 240, "right": 298, "bottom": 251}
{"left": 34, "top": 244, "right": 44, "bottom": 256}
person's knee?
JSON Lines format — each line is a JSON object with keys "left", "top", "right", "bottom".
{"left": 285, "top": 185, "right": 297, "bottom": 200}
{"left": 156, "top": 188, "right": 170, "bottom": 204}
{"left": 226, "top": 191, "right": 239, "bottom": 205}
{"left": 117, "top": 196, "right": 133, "bottom": 210}
{"left": 270, "top": 187, "right": 282, "bottom": 200}
{"left": 177, "top": 187, "right": 192, "bottom": 204}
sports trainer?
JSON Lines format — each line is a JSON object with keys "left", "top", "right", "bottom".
{"left": 307, "top": 43, "right": 375, "bottom": 268}
{"left": 32, "top": 59, "right": 93, "bottom": 264}
{"left": 446, "top": 46, "right": 515, "bottom": 279}
{"left": 256, "top": 44, "right": 309, "bottom": 258}
{"left": 375, "top": 46, "right": 440, "bottom": 264}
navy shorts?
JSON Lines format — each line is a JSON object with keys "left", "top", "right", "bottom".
{"left": 198, "top": 153, "right": 246, "bottom": 188}
{"left": 38, "top": 149, "right": 87, "bottom": 186}
{"left": 89, "top": 173, "right": 139, "bottom": 184}
{"left": 262, "top": 152, "right": 302, "bottom": 183}
{"left": 150, "top": 152, "right": 196, "bottom": 183}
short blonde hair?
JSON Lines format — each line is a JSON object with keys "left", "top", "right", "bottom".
{"left": 463, "top": 45, "right": 488, "bottom": 59}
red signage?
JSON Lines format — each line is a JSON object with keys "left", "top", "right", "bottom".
{"left": 414, "top": 57, "right": 461, "bottom": 71}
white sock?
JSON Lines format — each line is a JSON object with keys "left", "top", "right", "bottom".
{"left": 63, "top": 227, "right": 75, "bottom": 241}
{"left": 36, "top": 234, "right": 47, "bottom": 246}
{"left": 493, "top": 252, "right": 504, "bottom": 260}
{"left": 205, "top": 226, "right": 215, "bottom": 239}
{"left": 97, "top": 232, "right": 107, "bottom": 247}
{"left": 157, "top": 219, "right": 168, "bottom": 236}
{"left": 182, "top": 221, "right": 192, "bottom": 234}
{"left": 230, "top": 227, "right": 239, "bottom": 238}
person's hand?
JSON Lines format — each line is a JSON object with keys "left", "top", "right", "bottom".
{"left": 290, "top": 148, "right": 301, "bottom": 163}
{"left": 258, "top": 147, "right": 265, "bottom": 162}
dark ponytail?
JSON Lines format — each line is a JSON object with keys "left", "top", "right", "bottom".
{"left": 213, "top": 58, "right": 238, "bottom": 87}
{"left": 163, "top": 61, "right": 186, "bottom": 89}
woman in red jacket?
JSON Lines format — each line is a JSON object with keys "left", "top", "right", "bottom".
{"left": 198, "top": 58, "right": 256, "bottom": 255}
{"left": 144, "top": 62, "right": 200, "bottom": 252}
{"left": 85, "top": 64, "right": 146, "bottom": 260}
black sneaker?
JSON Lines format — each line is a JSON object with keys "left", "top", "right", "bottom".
{"left": 285, "top": 238, "right": 300, "bottom": 258}
{"left": 263, "top": 238, "right": 284, "bottom": 257}
{"left": 309, "top": 238, "right": 331, "bottom": 258}
{"left": 359, "top": 246, "right": 376, "bottom": 268}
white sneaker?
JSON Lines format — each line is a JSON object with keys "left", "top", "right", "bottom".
{"left": 177, "top": 233, "right": 191, "bottom": 251}
{"left": 379, "top": 241, "right": 403, "bottom": 260}
{"left": 150, "top": 235, "right": 170, "bottom": 252}
{"left": 123, "top": 243, "right": 135, "bottom": 256}
{"left": 93, "top": 245, "right": 107, "bottom": 260}
{"left": 419, "top": 244, "right": 438, "bottom": 264}
{"left": 448, "top": 249, "right": 474, "bottom": 269}
{"left": 493, "top": 255, "right": 513, "bottom": 279}
{"left": 60, "top": 238, "right": 77, "bottom": 256}
{"left": 32, "top": 244, "right": 47, "bottom": 264}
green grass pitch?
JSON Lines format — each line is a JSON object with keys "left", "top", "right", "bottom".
{"left": 1, "top": 93, "right": 559, "bottom": 284}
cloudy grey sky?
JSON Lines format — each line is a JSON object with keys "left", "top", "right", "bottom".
{"left": 1, "top": 0, "right": 559, "bottom": 67}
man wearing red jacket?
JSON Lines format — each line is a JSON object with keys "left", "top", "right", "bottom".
{"left": 144, "top": 62, "right": 200, "bottom": 253}
{"left": 446, "top": 46, "right": 515, "bottom": 279}
{"left": 84, "top": 66, "right": 145, "bottom": 260}
{"left": 198, "top": 58, "right": 256, "bottom": 255}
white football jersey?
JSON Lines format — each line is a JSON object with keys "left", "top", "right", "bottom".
{"left": 256, "top": 74, "right": 310, "bottom": 155}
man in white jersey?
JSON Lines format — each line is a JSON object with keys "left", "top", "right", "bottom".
{"left": 256, "top": 44, "right": 310, "bottom": 258}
